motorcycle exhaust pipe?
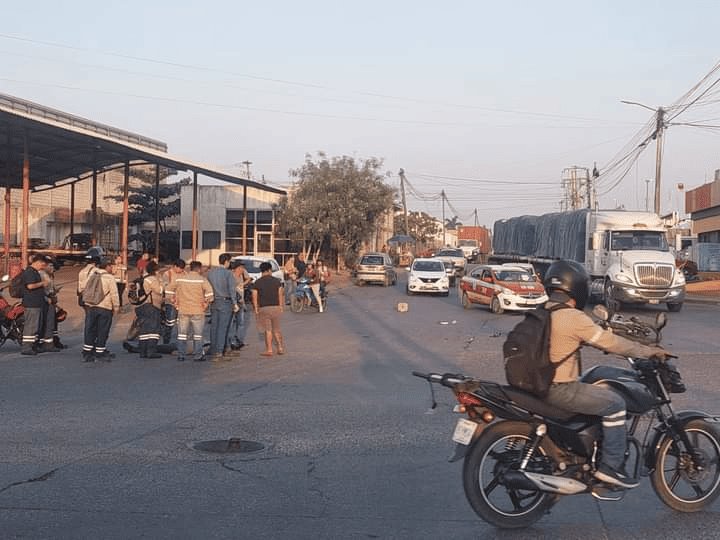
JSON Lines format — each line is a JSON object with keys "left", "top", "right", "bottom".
{"left": 503, "top": 471, "right": 587, "bottom": 495}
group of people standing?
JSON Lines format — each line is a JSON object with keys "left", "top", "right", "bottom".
{"left": 76, "top": 249, "right": 287, "bottom": 362}
{"left": 14, "top": 248, "right": 316, "bottom": 362}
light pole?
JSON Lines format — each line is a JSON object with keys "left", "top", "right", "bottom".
{"left": 621, "top": 100, "right": 666, "bottom": 215}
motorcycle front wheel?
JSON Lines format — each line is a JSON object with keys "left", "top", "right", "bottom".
{"left": 290, "top": 296, "right": 304, "bottom": 313}
{"left": 463, "top": 420, "right": 558, "bottom": 529}
{"left": 651, "top": 419, "right": 720, "bottom": 512}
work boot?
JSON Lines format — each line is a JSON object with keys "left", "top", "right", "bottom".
{"left": 138, "top": 340, "right": 148, "bottom": 358}
{"left": 94, "top": 350, "right": 114, "bottom": 362}
{"left": 82, "top": 351, "right": 95, "bottom": 363}
{"left": 21, "top": 344, "right": 37, "bottom": 356}
{"left": 53, "top": 337, "right": 67, "bottom": 349}
{"left": 146, "top": 339, "right": 162, "bottom": 359}
{"left": 38, "top": 342, "right": 61, "bottom": 353}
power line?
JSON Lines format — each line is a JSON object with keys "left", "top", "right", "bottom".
{"left": 0, "top": 31, "right": 642, "bottom": 127}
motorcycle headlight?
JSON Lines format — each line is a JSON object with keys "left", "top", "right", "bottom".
{"left": 614, "top": 273, "right": 633, "bottom": 284}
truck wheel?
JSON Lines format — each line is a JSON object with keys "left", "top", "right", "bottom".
{"left": 491, "top": 296, "right": 504, "bottom": 315}
{"left": 603, "top": 280, "right": 620, "bottom": 312}
{"left": 667, "top": 302, "right": 683, "bottom": 313}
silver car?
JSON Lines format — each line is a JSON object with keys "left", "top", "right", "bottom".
{"left": 355, "top": 252, "right": 397, "bottom": 286}
{"left": 434, "top": 248, "right": 466, "bottom": 277}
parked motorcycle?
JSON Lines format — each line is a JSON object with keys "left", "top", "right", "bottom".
{"left": 413, "top": 306, "right": 720, "bottom": 529}
{"left": 0, "top": 274, "right": 24, "bottom": 347}
{"left": 290, "top": 277, "right": 327, "bottom": 313}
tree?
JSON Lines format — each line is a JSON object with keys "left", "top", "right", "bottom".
{"left": 445, "top": 215, "right": 463, "bottom": 230}
{"left": 393, "top": 210, "right": 439, "bottom": 244}
{"left": 108, "top": 167, "right": 189, "bottom": 259}
{"left": 275, "top": 153, "right": 395, "bottom": 267}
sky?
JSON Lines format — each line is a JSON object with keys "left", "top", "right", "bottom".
{"left": 3, "top": 0, "right": 720, "bottom": 228}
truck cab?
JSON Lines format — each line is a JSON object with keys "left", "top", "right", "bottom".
{"left": 586, "top": 212, "right": 685, "bottom": 312}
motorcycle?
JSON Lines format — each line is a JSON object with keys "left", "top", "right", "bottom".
{"left": 0, "top": 274, "right": 25, "bottom": 347}
{"left": 290, "top": 277, "right": 327, "bottom": 313}
{"left": 413, "top": 306, "right": 720, "bottom": 529}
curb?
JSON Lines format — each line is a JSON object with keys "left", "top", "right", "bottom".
{"left": 684, "top": 295, "right": 720, "bottom": 306}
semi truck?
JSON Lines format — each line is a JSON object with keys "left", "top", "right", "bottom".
{"left": 456, "top": 225, "right": 491, "bottom": 262}
{"left": 490, "top": 209, "right": 686, "bottom": 312}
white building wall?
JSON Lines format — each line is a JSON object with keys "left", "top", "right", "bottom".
{"left": 179, "top": 184, "right": 283, "bottom": 266}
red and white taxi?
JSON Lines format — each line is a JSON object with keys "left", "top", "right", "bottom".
{"left": 460, "top": 264, "right": 548, "bottom": 314}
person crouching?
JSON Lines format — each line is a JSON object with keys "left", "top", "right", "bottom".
{"left": 136, "top": 261, "right": 164, "bottom": 359}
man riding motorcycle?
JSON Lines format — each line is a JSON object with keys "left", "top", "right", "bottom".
{"left": 542, "top": 260, "right": 669, "bottom": 489}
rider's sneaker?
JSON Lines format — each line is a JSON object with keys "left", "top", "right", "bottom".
{"left": 594, "top": 464, "right": 639, "bottom": 489}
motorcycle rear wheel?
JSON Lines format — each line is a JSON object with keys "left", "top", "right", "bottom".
{"left": 290, "top": 296, "right": 304, "bottom": 313}
{"left": 463, "top": 420, "right": 558, "bottom": 529}
{"left": 651, "top": 419, "right": 720, "bottom": 512}
{"left": 0, "top": 323, "right": 7, "bottom": 346}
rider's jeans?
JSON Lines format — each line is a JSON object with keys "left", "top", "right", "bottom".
{"left": 544, "top": 381, "right": 627, "bottom": 470}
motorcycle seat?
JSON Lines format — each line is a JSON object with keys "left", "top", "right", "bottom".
{"left": 501, "top": 386, "right": 577, "bottom": 421}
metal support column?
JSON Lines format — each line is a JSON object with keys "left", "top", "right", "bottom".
{"left": 21, "top": 134, "right": 29, "bottom": 268}
{"left": 191, "top": 170, "right": 198, "bottom": 261}
{"left": 69, "top": 181, "right": 76, "bottom": 237}
{"left": 91, "top": 168, "right": 98, "bottom": 246}
{"left": 3, "top": 186, "right": 10, "bottom": 273}
{"left": 154, "top": 164, "right": 160, "bottom": 260}
{"left": 242, "top": 184, "right": 248, "bottom": 255}
{"left": 3, "top": 126, "right": 11, "bottom": 273}
{"left": 121, "top": 161, "right": 130, "bottom": 270}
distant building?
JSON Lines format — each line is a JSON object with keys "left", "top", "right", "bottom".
{"left": 686, "top": 171, "right": 720, "bottom": 243}
{"left": 179, "top": 183, "right": 292, "bottom": 266}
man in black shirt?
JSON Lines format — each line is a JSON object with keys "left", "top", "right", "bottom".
{"left": 20, "top": 254, "right": 51, "bottom": 355}
{"left": 251, "top": 262, "right": 285, "bottom": 357}
{"left": 295, "top": 252, "right": 307, "bottom": 279}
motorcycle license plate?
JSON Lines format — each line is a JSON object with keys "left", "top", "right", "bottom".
{"left": 452, "top": 418, "right": 477, "bottom": 445}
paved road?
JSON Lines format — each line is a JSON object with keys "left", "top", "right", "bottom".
{"left": 1, "top": 270, "right": 719, "bottom": 539}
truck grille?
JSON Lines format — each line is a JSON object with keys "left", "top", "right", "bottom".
{"left": 635, "top": 264, "right": 674, "bottom": 287}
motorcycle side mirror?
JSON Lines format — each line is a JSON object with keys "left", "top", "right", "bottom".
{"left": 592, "top": 305, "right": 610, "bottom": 321}
{"left": 655, "top": 312, "right": 667, "bottom": 331}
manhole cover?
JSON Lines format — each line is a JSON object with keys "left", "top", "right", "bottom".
{"left": 193, "top": 438, "right": 265, "bottom": 454}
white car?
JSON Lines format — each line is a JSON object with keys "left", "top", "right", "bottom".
{"left": 407, "top": 258, "right": 450, "bottom": 296}
{"left": 230, "top": 256, "right": 285, "bottom": 286}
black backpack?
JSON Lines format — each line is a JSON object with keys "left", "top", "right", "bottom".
{"left": 503, "top": 304, "right": 573, "bottom": 397}
{"left": 8, "top": 274, "right": 24, "bottom": 298}
{"left": 127, "top": 276, "right": 148, "bottom": 305}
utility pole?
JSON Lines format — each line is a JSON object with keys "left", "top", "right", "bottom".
{"left": 473, "top": 208, "right": 479, "bottom": 227}
{"left": 645, "top": 179, "right": 651, "bottom": 212}
{"left": 441, "top": 189, "right": 446, "bottom": 246}
{"left": 241, "top": 160, "right": 251, "bottom": 256}
{"left": 398, "top": 168, "right": 409, "bottom": 235}
{"left": 621, "top": 100, "right": 666, "bottom": 215}
{"left": 242, "top": 160, "right": 252, "bottom": 181}
{"left": 653, "top": 107, "right": 666, "bottom": 215}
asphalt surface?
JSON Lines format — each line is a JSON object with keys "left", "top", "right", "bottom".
{"left": 1, "top": 267, "right": 720, "bottom": 539}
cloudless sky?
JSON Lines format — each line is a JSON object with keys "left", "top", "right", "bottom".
{"left": 3, "top": 0, "right": 720, "bottom": 226}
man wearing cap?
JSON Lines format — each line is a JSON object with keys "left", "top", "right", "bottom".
{"left": 81, "top": 257, "right": 121, "bottom": 362}
{"left": 19, "top": 254, "right": 51, "bottom": 355}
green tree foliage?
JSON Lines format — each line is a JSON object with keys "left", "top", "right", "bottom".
{"left": 108, "top": 167, "right": 189, "bottom": 259}
{"left": 394, "top": 210, "right": 440, "bottom": 244}
{"left": 276, "top": 153, "right": 395, "bottom": 266}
